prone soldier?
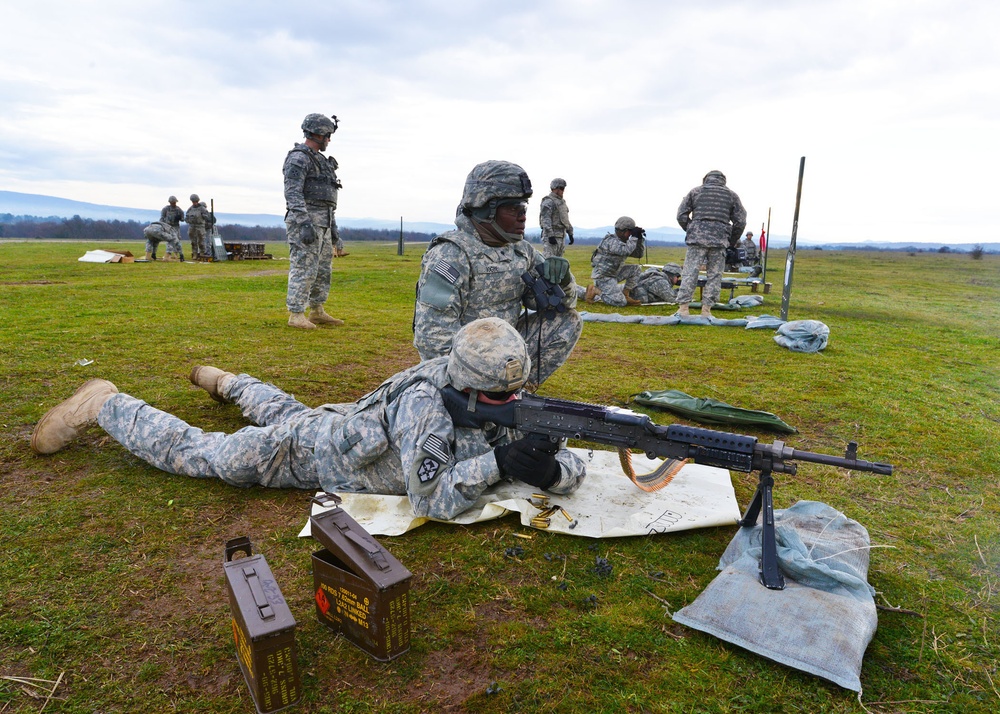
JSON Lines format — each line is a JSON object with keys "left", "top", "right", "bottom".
{"left": 30, "top": 318, "right": 587, "bottom": 521}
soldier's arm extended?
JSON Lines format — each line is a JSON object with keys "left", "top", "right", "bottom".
{"left": 412, "top": 242, "right": 471, "bottom": 360}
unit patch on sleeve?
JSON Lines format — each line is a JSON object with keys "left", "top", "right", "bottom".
{"left": 408, "top": 433, "right": 453, "bottom": 495}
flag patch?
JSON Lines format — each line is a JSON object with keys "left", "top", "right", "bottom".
{"left": 431, "top": 260, "right": 460, "bottom": 285}
{"left": 421, "top": 433, "right": 450, "bottom": 463}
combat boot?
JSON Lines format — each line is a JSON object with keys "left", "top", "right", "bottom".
{"left": 144, "top": 250, "right": 152, "bottom": 261}
{"left": 701, "top": 304, "right": 713, "bottom": 318}
{"left": 189, "top": 365, "right": 236, "bottom": 404}
{"left": 584, "top": 284, "right": 598, "bottom": 303}
{"left": 31, "top": 379, "right": 119, "bottom": 455}
{"left": 335, "top": 249, "right": 350, "bottom": 257}
{"left": 677, "top": 304, "right": 691, "bottom": 317}
{"left": 288, "top": 312, "right": 318, "bottom": 329}
{"left": 623, "top": 288, "right": 642, "bottom": 306}
{"left": 308, "top": 305, "right": 345, "bottom": 326}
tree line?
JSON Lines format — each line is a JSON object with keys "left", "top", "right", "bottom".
{"left": 0, "top": 214, "right": 437, "bottom": 243}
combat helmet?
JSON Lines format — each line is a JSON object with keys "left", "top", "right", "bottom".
{"left": 190, "top": 193, "right": 200, "bottom": 202}
{"left": 614, "top": 216, "right": 636, "bottom": 232}
{"left": 447, "top": 317, "right": 531, "bottom": 394}
{"left": 460, "top": 160, "right": 533, "bottom": 244}
{"left": 550, "top": 178, "right": 567, "bottom": 190}
{"left": 168, "top": 195, "right": 178, "bottom": 203}
{"left": 301, "top": 113, "right": 339, "bottom": 137}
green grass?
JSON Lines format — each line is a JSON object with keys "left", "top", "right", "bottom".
{"left": 1, "top": 240, "right": 998, "bottom": 712}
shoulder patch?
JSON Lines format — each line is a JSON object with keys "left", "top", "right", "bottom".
{"left": 431, "top": 260, "right": 460, "bottom": 285}
{"left": 408, "top": 433, "right": 453, "bottom": 496}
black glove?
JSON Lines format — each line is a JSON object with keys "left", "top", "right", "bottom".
{"left": 494, "top": 438, "right": 560, "bottom": 490}
{"left": 547, "top": 236, "right": 557, "bottom": 245}
{"left": 300, "top": 222, "right": 317, "bottom": 245}
{"left": 567, "top": 232, "right": 574, "bottom": 245}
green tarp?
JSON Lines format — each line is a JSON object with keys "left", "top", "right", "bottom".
{"left": 632, "top": 389, "right": 797, "bottom": 434}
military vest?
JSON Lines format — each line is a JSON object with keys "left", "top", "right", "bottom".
{"left": 287, "top": 146, "right": 340, "bottom": 207}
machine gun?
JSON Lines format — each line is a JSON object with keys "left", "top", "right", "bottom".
{"left": 441, "top": 386, "right": 892, "bottom": 590}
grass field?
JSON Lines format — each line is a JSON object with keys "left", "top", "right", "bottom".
{"left": 1, "top": 239, "right": 998, "bottom": 713}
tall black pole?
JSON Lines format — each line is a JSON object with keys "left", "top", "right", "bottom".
{"left": 761, "top": 207, "right": 771, "bottom": 283}
{"left": 397, "top": 217, "right": 404, "bottom": 256}
{"left": 780, "top": 157, "right": 805, "bottom": 321}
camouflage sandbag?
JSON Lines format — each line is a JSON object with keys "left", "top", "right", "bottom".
{"left": 673, "top": 501, "right": 878, "bottom": 691}
{"left": 632, "top": 389, "right": 797, "bottom": 434}
{"left": 773, "top": 319, "right": 829, "bottom": 353}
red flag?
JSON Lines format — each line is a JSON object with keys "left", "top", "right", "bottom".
{"left": 759, "top": 226, "right": 767, "bottom": 254}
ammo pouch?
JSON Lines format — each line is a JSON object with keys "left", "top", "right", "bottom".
{"left": 330, "top": 407, "right": 390, "bottom": 468}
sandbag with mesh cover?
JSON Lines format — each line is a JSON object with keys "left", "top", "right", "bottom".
{"left": 673, "top": 500, "right": 878, "bottom": 691}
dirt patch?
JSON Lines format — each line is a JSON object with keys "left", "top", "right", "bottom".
{"left": 0, "top": 279, "right": 66, "bottom": 285}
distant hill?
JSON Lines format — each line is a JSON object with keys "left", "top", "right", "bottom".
{"left": 2, "top": 190, "right": 998, "bottom": 252}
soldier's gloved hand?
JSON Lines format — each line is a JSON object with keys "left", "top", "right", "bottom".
{"left": 567, "top": 232, "right": 574, "bottom": 245}
{"left": 300, "top": 222, "right": 317, "bottom": 245}
{"left": 494, "top": 438, "right": 560, "bottom": 490}
{"left": 547, "top": 236, "right": 558, "bottom": 245}
{"left": 541, "top": 256, "right": 571, "bottom": 286}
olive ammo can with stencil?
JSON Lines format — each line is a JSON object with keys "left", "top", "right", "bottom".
{"left": 309, "top": 493, "right": 412, "bottom": 661}
{"left": 223, "top": 536, "right": 301, "bottom": 713}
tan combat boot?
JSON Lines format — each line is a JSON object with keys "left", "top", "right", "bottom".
{"left": 701, "top": 304, "right": 713, "bottom": 318}
{"left": 335, "top": 249, "right": 350, "bottom": 257}
{"left": 308, "top": 305, "right": 345, "bottom": 326}
{"left": 623, "top": 288, "right": 642, "bottom": 306}
{"left": 288, "top": 312, "right": 318, "bottom": 329}
{"left": 144, "top": 250, "right": 152, "bottom": 261}
{"left": 584, "top": 284, "right": 598, "bottom": 303}
{"left": 677, "top": 304, "right": 690, "bottom": 317}
{"left": 189, "top": 366, "right": 236, "bottom": 404}
{"left": 31, "top": 379, "right": 119, "bottom": 455}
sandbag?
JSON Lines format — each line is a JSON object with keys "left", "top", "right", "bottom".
{"left": 774, "top": 319, "right": 829, "bottom": 352}
{"left": 672, "top": 501, "right": 877, "bottom": 691}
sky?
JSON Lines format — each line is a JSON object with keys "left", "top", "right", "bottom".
{"left": 2, "top": 0, "right": 998, "bottom": 243}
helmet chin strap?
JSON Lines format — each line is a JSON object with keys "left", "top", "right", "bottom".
{"left": 472, "top": 217, "right": 523, "bottom": 245}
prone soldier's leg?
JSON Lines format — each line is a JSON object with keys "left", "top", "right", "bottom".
{"left": 224, "top": 374, "right": 315, "bottom": 427}
{"left": 594, "top": 275, "right": 627, "bottom": 306}
{"left": 97, "top": 394, "right": 322, "bottom": 489}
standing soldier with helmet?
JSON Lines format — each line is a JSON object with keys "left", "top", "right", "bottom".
{"left": 185, "top": 194, "right": 210, "bottom": 261}
{"left": 539, "top": 178, "right": 573, "bottom": 258}
{"left": 675, "top": 170, "right": 747, "bottom": 319}
{"left": 413, "top": 160, "right": 581, "bottom": 387}
{"left": 160, "top": 196, "right": 185, "bottom": 261}
{"left": 282, "top": 113, "right": 345, "bottom": 329}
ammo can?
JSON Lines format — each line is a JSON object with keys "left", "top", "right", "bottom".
{"left": 223, "top": 537, "right": 301, "bottom": 713}
{"left": 309, "top": 493, "right": 412, "bottom": 661}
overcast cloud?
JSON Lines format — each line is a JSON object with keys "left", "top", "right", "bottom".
{"left": 2, "top": 0, "right": 997, "bottom": 242}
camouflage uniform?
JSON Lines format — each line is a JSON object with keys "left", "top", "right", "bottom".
{"left": 630, "top": 263, "right": 682, "bottom": 304}
{"left": 590, "top": 228, "right": 643, "bottom": 307}
{"left": 414, "top": 213, "right": 581, "bottom": 386}
{"left": 185, "top": 201, "right": 211, "bottom": 259}
{"left": 160, "top": 202, "right": 185, "bottom": 256}
{"left": 539, "top": 190, "right": 572, "bottom": 258}
{"left": 675, "top": 171, "right": 747, "bottom": 305}
{"left": 283, "top": 142, "right": 340, "bottom": 313}
{"left": 739, "top": 236, "right": 759, "bottom": 264}
{"left": 94, "top": 358, "right": 586, "bottom": 520}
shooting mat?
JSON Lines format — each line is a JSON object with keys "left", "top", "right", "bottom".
{"left": 299, "top": 448, "right": 740, "bottom": 539}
